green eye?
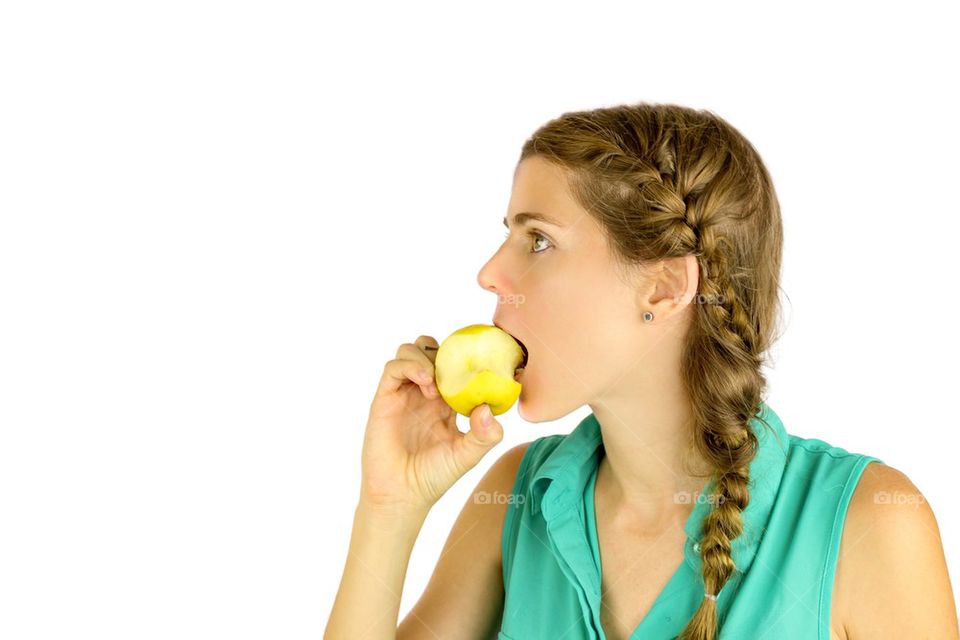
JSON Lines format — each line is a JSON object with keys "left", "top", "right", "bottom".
{"left": 503, "top": 229, "right": 552, "bottom": 254}
{"left": 528, "top": 231, "right": 551, "bottom": 253}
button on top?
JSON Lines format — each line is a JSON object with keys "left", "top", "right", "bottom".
{"left": 693, "top": 541, "right": 701, "bottom": 553}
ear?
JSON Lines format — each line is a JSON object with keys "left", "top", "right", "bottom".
{"left": 641, "top": 255, "right": 700, "bottom": 321}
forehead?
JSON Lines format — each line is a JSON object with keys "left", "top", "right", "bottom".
{"left": 506, "top": 156, "right": 581, "bottom": 227}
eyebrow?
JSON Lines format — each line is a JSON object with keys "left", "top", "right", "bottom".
{"left": 502, "top": 211, "right": 564, "bottom": 228}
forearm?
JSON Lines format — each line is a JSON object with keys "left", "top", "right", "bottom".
{"left": 324, "top": 500, "right": 430, "bottom": 640}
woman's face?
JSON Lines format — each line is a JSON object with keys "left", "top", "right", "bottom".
{"left": 477, "top": 156, "right": 659, "bottom": 422}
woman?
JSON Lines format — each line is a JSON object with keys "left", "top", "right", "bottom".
{"left": 325, "top": 104, "right": 958, "bottom": 639}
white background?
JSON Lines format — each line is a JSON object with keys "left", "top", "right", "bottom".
{"left": 2, "top": 1, "right": 957, "bottom": 637}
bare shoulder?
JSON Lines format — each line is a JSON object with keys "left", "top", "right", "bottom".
{"left": 466, "top": 440, "right": 534, "bottom": 563}
{"left": 396, "top": 441, "right": 532, "bottom": 639}
{"left": 487, "top": 440, "right": 534, "bottom": 490}
{"left": 832, "top": 462, "right": 959, "bottom": 639}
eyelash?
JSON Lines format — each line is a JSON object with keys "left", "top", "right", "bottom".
{"left": 503, "top": 229, "right": 552, "bottom": 254}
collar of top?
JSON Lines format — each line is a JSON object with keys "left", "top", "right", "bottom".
{"left": 529, "top": 400, "right": 790, "bottom": 577}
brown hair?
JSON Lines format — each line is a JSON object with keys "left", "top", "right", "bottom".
{"left": 518, "top": 103, "right": 784, "bottom": 639}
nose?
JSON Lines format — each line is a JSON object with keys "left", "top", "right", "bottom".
{"left": 476, "top": 255, "right": 497, "bottom": 294}
{"left": 476, "top": 249, "right": 507, "bottom": 296}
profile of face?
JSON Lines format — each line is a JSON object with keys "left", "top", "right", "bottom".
{"left": 476, "top": 155, "right": 698, "bottom": 422}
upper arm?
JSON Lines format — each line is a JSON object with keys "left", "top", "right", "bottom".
{"left": 833, "top": 462, "right": 960, "bottom": 640}
{"left": 397, "top": 441, "right": 531, "bottom": 640}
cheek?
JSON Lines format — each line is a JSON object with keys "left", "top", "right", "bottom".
{"left": 533, "top": 307, "right": 638, "bottom": 401}
{"left": 538, "top": 283, "right": 628, "bottom": 364}
{"left": 525, "top": 325, "right": 606, "bottom": 399}
{"left": 520, "top": 258, "right": 635, "bottom": 395}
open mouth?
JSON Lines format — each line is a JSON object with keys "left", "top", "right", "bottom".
{"left": 494, "top": 321, "right": 529, "bottom": 377}
{"left": 514, "top": 338, "right": 529, "bottom": 378}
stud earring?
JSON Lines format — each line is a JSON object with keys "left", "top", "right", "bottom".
{"left": 642, "top": 311, "right": 654, "bottom": 322}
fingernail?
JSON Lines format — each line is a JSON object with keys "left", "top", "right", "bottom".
{"left": 482, "top": 405, "right": 492, "bottom": 427}
{"left": 417, "top": 369, "right": 430, "bottom": 381}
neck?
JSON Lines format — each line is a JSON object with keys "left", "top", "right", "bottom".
{"left": 589, "top": 384, "right": 714, "bottom": 531}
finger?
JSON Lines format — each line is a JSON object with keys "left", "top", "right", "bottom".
{"left": 453, "top": 404, "right": 503, "bottom": 472}
{"left": 396, "top": 343, "right": 436, "bottom": 381}
{"left": 375, "top": 357, "right": 437, "bottom": 398}
{"left": 414, "top": 335, "right": 440, "bottom": 364}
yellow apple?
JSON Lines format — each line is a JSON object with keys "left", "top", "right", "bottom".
{"left": 434, "top": 324, "right": 527, "bottom": 417}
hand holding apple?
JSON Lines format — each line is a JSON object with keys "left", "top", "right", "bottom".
{"left": 359, "top": 333, "right": 513, "bottom": 517}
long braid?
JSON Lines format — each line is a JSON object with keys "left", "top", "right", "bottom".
{"left": 677, "top": 214, "right": 764, "bottom": 640}
{"left": 650, "top": 145, "right": 765, "bottom": 640}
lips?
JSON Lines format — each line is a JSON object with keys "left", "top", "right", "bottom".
{"left": 516, "top": 339, "right": 529, "bottom": 368}
{"left": 494, "top": 320, "right": 529, "bottom": 374}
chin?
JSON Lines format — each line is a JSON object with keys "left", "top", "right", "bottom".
{"left": 516, "top": 393, "right": 539, "bottom": 423}
{"left": 523, "top": 382, "right": 594, "bottom": 423}
{"left": 516, "top": 393, "right": 559, "bottom": 424}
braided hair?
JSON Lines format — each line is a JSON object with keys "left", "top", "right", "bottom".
{"left": 518, "top": 104, "right": 784, "bottom": 640}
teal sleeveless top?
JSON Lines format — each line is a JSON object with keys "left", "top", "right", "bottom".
{"left": 499, "top": 401, "right": 884, "bottom": 639}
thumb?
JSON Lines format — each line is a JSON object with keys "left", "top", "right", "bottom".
{"left": 455, "top": 404, "right": 504, "bottom": 470}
